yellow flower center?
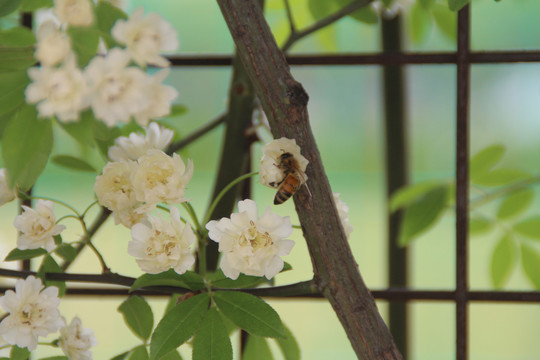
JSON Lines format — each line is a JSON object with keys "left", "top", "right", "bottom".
{"left": 240, "top": 221, "right": 273, "bottom": 250}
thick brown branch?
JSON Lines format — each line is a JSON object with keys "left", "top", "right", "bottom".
{"left": 217, "top": 1, "right": 402, "bottom": 358}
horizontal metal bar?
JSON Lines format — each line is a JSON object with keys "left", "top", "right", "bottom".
{"left": 2, "top": 287, "right": 538, "bottom": 302}
{"left": 167, "top": 51, "right": 540, "bottom": 67}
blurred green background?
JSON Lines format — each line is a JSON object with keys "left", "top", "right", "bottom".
{"left": 2, "top": 0, "right": 540, "bottom": 358}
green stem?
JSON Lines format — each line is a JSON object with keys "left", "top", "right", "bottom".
{"left": 78, "top": 217, "right": 110, "bottom": 273}
{"left": 203, "top": 171, "right": 259, "bottom": 227}
{"left": 56, "top": 214, "right": 81, "bottom": 224}
{"left": 182, "top": 202, "right": 203, "bottom": 236}
{"left": 81, "top": 200, "right": 99, "bottom": 219}
{"left": 469, "top": 174, "right": 540, "bottom": 210}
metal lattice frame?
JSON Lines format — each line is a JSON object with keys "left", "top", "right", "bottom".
{"left": 9, "top": 5, "right": 540, "bottom": 360}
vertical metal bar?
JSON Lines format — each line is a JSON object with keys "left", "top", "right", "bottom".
{"left": 456, "top": 5, "right": 470, "bottom": 360}
{"left": 381, "top": 14, "right": 409, "bottom": 358}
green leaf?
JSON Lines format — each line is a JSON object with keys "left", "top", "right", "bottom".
{"left": 131, "top": 270, "right": 205, "bottom": 292}
{"left": 496, "top": 188, "right": 534, "bottom": 220}
{"left": 214, "top": 291, "right": 286, "bottom": 339}
{"left": 118, "top": 296, "right": 154, "bottom": 341}
{"left": 57, "top": 110, "right": 97, "bottom": 147}
{"left": 0, "top": 26, "right": 35, "bottom": 46}
{"left": 110, "top": 352, "right": 130, "bottom": 360}
{"left": 448, "top": 0, "right": 469, "bottom": 11}
{"left": 513, "top": 216, "right": 540, "bottom": 239}
{"left": 150, "top": 293, "right": 210, "bottom": 360}
{"left": 398, "top": 186, "right": 449, "bottom": 246}
{"left": 67, "top": 26, "right": 100, "bottom": 67}
{"left": 2, "top": 105, "right": 53, "bottom": 190}
{"left": 432, "top": 4, "right": 457, "bottom": 41}
{"left": 93, "top": 119, "right": 121, "bottom": 159}
{"left": 37, "top": 255, "right": 66, "bottom": 296}
{"left": 192, "top": 308, "right": 232, "bottom": 360}
{"left": 469, "top": 144, "right": 505, "bottom": 181}
{"left": 335, "top": 0, "right": 378, "bottom": 24}
{"left": 5, "top": 248, "right": 47, "bottom": 261}
{"left": 96, "top": 0, "right": 127, "bottom": 48}
{"left": 19, "top": 0, "right": 53, "bottom": 11}
{"left": 128, "top": 345, "right": 149, "bottom": 360}
{"left": 0, "top": 70, "right": 29, "bottom": 117}
{"left": 276, "top": 323, "right": 301, "bottom": 360}
{"left": 159, "top": 350, "right": 182, "bottom": 360}
{"left": 243, "top": 335, "right": 273, "bottom": 360}
{"left": 10, "top": 346, "right": 30, "bottom": 360}
{"left": 168, "top": 105, "right": 188, "bottom": 118}
{"left": 490, "top": 234, "right": 516, "bottom": 289}
{"left": 209, "top": 270, "right": 267, "bottom": 289}
{"left": 469, "top": 216, "right": 493, "bottom": 236}
{"left": 0, "top": 0, "right": 22, "bottom": 17}
{"left": 307, "top": 0, "right": 338, "bottom": 21}
{"left": 51, "top": 155, "right": 96, "bottom": 173}
{"left": 55, "top": 243, "right": 77, "bottom": 261}
{"left": 409, "top": 2, "right": 432, "bottom": 44}
{"left": 39, "top": 357, "right": 69, "bottom": 360}
{"left": 472, "top": 168, "right": 530, "bottom": 187}
{"left": 390, "top": 180, "right": 444, "bottom": 212}
{"left": 419, "top": 0, "right": 436, "bottom": 9}
{"left": 521, "top": 244, "right": 540, "bottom": 289}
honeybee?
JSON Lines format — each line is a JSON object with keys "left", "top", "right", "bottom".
{"left": 270, "top": 152, "right": 307, "bottom": 205}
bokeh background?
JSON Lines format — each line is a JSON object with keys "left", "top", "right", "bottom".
{"left": 1, "top": 0, "right": 540, "bottom": 358}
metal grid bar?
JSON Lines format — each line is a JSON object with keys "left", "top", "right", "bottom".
{"left": 166, "top": 51, "right": 540, "bottom": 67}
{"left": 456, "top": 7, "right": 471, "bottom": 360}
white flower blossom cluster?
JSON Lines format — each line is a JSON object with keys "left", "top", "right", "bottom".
{"left": 25, "top": 3, "right": 178, "bottom": 126}
{"left": 0, "top": 276, "right": 96, "bottom": 358}
{"left": 95, "top": 124, "right": 196, "bottom": 275}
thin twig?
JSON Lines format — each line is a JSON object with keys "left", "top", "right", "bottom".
{"left": 166, "top": 114, "right": 225, "bottom": 155}
{"left": 282, "top": 0, "right": 296, "bottom": 33}
{"left": 282, "top": 0, "right": 373, "bottom": 52}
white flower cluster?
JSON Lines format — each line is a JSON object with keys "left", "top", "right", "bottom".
{"left": 95, "top": 124, "right": 196, "bottom": 275}
{"left": 0, "top": 276, "right": 96, "bottom": 358}
{"left": 25, "top": 4, "right": 178, "bottom": 127}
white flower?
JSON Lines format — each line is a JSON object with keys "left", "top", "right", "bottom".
{"left": 59, "top": 316, "right": 97, "bottom": 360}
{"left": 134, "top": 70, "right": 178, "bottom": 126}
{"left": 333, "top": 193, "right": 353, "bottom": 239}
{"left": 128, "top": 207, "right": 195, "bottom": 274}
{"left": 25, "top": 56, "right": 88, "bottom": 122}
{"left": 34, "top": 20, "right": 71, "bottom": 66}
{"left": 131, "top": 149, "right": 193, "bottom": 208}
{"left": 259, "top": 137, "right": 309, "bottom": 189}
{"left": 111, "top": 7, "right": 178, "bottom": 67}
{"left": 112, "top": 206, "right": 148, "bottom": 229}
{"left": 108, "top": 122, "right": 174, "bottom": 162}
{"left": 0, "top": 276, "right": 63, "bottom": 351}
{"left": 0, "top": 169, "right": 16, "bottom": 206}
{"left": 85, "top": 48, "right": 148, "bottom": 126}
{"left": 206, "top": 199, "right": 294, "bottom": 280}
{"left": 14, "top": 200, "right": 65, "bottom": 252}
{"left": 53, "top": 0, "right": 94, "bottom": 27}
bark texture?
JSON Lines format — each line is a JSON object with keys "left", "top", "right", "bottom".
{"left": 217, "top": 1, "right": 402, "bottom": 359}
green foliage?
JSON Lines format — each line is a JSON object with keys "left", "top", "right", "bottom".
{"left": 209, "top": 270, "right": 268, "bottom": 289}
{"left": 336, "top": 0, "right": 378, "bottom": 24}
{"left": 513, "top": 216, "right": 540, "bottom": 239}
{"left": 67, "top": 26, "right": 101, "bottom": 67}
{"left": 497, "top": 188, "right": 534, "bottom": 220}
{"left": 128, "top": 346, "right": 149, "bottom": 360}
{"left": 2, "top": 105, "right": 53, "bottom": 190}
{"left": 469, "top": 216, "right": 493, "bottom": 236}
{"left": 58, "top": 110, "right": 98, "bottom": 147}
{"left": 130, "top": 270, "right": 205, "bottom": 292}
{"left": 118, "top": 296, "right": 154, "bottom": 341}
{"left": 409, "top": 2, "right": 432, "bottom": 43}
{"left": 10, "top": 346, "right": 30, "bottom": 360}
{"left": 39, "top": 357, "right": 69, "bottom": 360}
{"left": 96, "top": 0, "right": 127, "bottom": 48}
{"left": 159, "top": 350, "right": 183, "bottom": 360}
{"left": 0, "top": 27, "right": 36, "bottom": 71}
{"left": 398, "top": 185, "right": 450, "bottom": 246}
{"left": 55, "top": 243, "right": 78, "bottom": 262}
{"left": 0, "top": 71, "right": 29, "bottom": 117}
{"left": 52, "top": 155, "right": 97, "bottom": 173}
{"left": 390, "top": 179, "right": 445, "bottom": 212}
{"left": 110, "top": 352, "right": 130, "bottom": 360}
{"left": 19, "top": 0, "right": 53, "bottom": 12}
{"left": 192, "top": 308, "right": 232, "bottom": 360}
{"left": 37, "top": 255, "right": 66, "bottom": 296}
{"left": 213, "top": 291, "right": 286, "bottom": 338}
{"left": 472, "top": 168, "right": 530, "bottom": 187}
{"left": 470, "top": 144, "right": 506, "bottom": 180}
{"left": 448, "top": 0, "right": 469, "bottom": 11}
{"left": 5, "top": 248, "right": 47, "bottom": 261}
{"left": 243, "top": 335, "right": 273, "bottom": 360}
{"left": 276, "top": 323, "right": 301, "bottom": 360}
{"left": 520, "top": 244, "right": 540, "bottom": 289}
{"left": 490, "top": 234, "right": 516, "bottom": 288}
{"left": 0, "top": 0, "right": 22, "bottom": 17}
{"left": 432, "top": 3, "right": 456, "bottom": 41}
{"left": 150, "top": 293, "right": 209, "bottom": 360}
